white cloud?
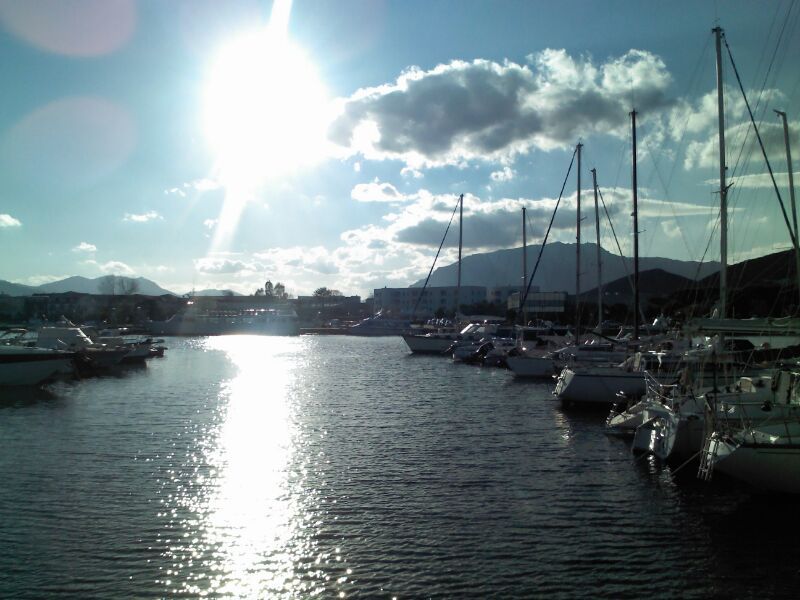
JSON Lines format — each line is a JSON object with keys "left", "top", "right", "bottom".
{"left": 401, "top": 166, "right": 424, "bottom": 179}
{"left": 194, "top": 257, "right": 259, "bottom": 274}
{"left": 490, "top": 166, "right": 515, "bottom": 182}
{"left": 25, "top": 274, "right": 67, "bottom": 285}
{"left": 703, "top": 171, "right": 800, "bottom": 189}
{"left": 329, "top": 49, "right": 673, "bottom": 168}
{"left": 124, "top": 210, "right": 162, "bottom": 223}
{"left": 0, "top": 213, "right": 21, "bottom": 227}
{"left": 164, "top": 178, "right": 222, "bottom": 197}
{"left": 351, "top": 179, "right": 407, "bottom": 203}
{"left": 88, "top": 260, "right": 134, "bottom": 276}
{"left": 203, "top": 218, "right": 218, "bottom": 229}
{"left": 72, "top": 241, "right": 96, "bottom": 252}
{"left": 680, "top": 95, "right": 796, "bottom": 171}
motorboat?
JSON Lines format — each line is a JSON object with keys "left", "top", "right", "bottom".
{"left": 36, "top": 326, "right": 129, "bottom": 370}
{"left": 0, "top": 344, "right": 75, "bottom": 386}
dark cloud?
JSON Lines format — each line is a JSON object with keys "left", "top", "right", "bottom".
{"left": 330, "top": 50, "right": 673, "bottom": 166}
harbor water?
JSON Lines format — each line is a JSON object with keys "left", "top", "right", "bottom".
{"left": 1, "top": 335, "right": 798, "bottom": 598}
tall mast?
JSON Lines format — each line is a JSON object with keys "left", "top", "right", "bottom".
{"left": 522, "top": 206, "right": 528, "bottom": 325}
{"left": 775, "top": 109, "right": 800, "bottom": 304}
{"left": 575, "top": 143, "right": 583, "bottom": 329}
{"left": 591, "top": 168, "right": 602, "bottom": 329}
{"left": 631, "top": 110, "right": 640, "bottom": 341}
{"left": 713, "top": 26, "right": 728, "bottom": 318}
{"left": 456, "top": 193, "right": 464, "bottom": 316}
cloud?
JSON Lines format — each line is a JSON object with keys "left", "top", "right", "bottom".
{"left": 712, "top": 171, "right": 800, "bottom": 189}
{"left": 683, "top": 107, "right": 800, "bottom": 169}
{"left": 164, "top": 178, "right": 222, "bottom": 196}
{"left": 25, "top": 274, "right": 68, "bottom": 286}
{"left": 351, "top": 179, "right": 407, "bottom": 203}
{"left": 86, "top": 260, "right": 135, "bottom": 276}
{"left": 401, "top": 166, "right": 424, "bottom": 178}
{"left": 0, "top": 213, "right": 21, "bottom": 227}
{"left": 203, "top": 218, "right": 218, "bottom": 229}
{"left": 329, "top": 49, "right": 673, "bottom": 168}
{"left": 72, "top": 241, "right": 96, "bottom": 252}
{"left": 124, "top": 210, "right": 162, "bottom": 223}
{"left": 490, "top": 166, "right": 515, "bottom": 182}
{"left": 194, "top": 257, "right": 258, "bottom": 274}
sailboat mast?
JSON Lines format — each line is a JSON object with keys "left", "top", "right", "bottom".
{"left": 714, "top": 26, "right": 728, "bottom": 318}
{"left": 456, "top": 193, "right": 463, "bottom": 316}
{"left": 591, "top": 168, "right": 602, "bottom": 329}
{"left": 576, "top": 143, "right": 583, "bottom": 329}
{"left": 522, "top": 206, "right": 528, "bottom": 325}
{"left": 631, "top": 110, "right": 640, "bottom": 341}
{"left": 775, "top": 109, "right": 800, "bottom": 303}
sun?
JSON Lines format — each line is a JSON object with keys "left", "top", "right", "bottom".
{"left": 203, "top": 28, "right": 331, "bottom": 189}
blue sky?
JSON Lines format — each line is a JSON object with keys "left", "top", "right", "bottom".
{"left": 0, "top": 0, "right": 799, "bottom": 297}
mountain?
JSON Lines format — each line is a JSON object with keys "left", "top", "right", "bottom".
{"left": 411, "top": 242, "right": 720, "bottom": 294}
{"left": 0, "top": 275, "right": 176, "bottom": 297}
{"left": 0, "top": 280, "right": 37, "bottom": 296}
{"left": 579, "top": 268, "right": 697, "bottom": 301}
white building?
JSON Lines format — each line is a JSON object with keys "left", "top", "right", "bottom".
{"left": 373, "top": 286, "right": 487, "bottom": 317}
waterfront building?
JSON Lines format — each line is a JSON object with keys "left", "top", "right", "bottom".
{"left": 373, "top": 286, "right": 487, "bottom": 317}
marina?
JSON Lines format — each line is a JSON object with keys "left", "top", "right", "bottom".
{"left": 2, "top": 334, "right": 799, "bottom": 598}
{"left": 1, "top": 1, "right": 799, "bottom": 597}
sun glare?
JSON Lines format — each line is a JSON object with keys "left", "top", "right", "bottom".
{"left": 203, "top": 28, "right": 331, "bottom": 189}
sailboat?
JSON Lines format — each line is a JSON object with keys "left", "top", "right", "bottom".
{"left": 553, "top": 117, "right": 669, "bottom": 406}
{"left": 402, "top": 194, "right": 477, "bottom": 354}
{"left": 614, "top": 26, "right": 800, "bottom": 467}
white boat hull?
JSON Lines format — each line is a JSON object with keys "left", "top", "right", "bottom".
{"left": 715, "top": 440, "right": 800, "bottom": 494}
{"left": 555, "top": 367, "right": 649, "bottom": 405}
{"left": 506, "top": 356, "right": 557, "bottom": 378}
{"left": 0, "top": 350, "right": 74, "bottom": 386}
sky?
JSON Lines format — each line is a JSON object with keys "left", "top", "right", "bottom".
{"left": 0, "top": 0, "right": 799, "bottom": 298}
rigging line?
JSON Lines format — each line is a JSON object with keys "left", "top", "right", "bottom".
{"left": 724, "top": 33, "right": 799, "bottom": 250}
{"left": 597, "top": 186, "right": 634, "bottom": 294}
{"left": 664, "top": 33, "right": 712, "bottom": 197}
{"left": 597, "top": 185, "right": 646, "bottom": 327}
{"left": 729, "top": 1, "right": 795, "bottom": 182}
{"left": 409, "top": 195, "right": 461, "bottom": 319}
{"left": 687, "top": 200, "right": 719, "bottom": 312}
{"left": 519, "top": 147, "right": 578, "bottom": 313}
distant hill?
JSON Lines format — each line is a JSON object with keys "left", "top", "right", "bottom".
{"left": 411, "top": 242, "right": 719, "bottom": 293}
{"left": 0, "top": 280, "right": 36, "bottom": 296}
{"left": 580, "top": 268, "right": 697, "bottom": 301}
{"left": 0, "top": 275, "right": 176, "bottom": 297}
{"left": 698, "top": 248, "right": 796, "bottom": 291}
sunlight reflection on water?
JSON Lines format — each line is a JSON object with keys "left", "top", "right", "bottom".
{"left": 173, "top": 336, "right": 316, "bottom": 597}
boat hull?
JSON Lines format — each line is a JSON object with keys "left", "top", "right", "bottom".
{"left": 0, "top": 351, "right": 74, "bottom": 386}
{"left": 555, "top": 367, "right": 649, "bottom": 406}
{"left": 715, "top": 441, "right": 800, "bottom": 494}
{"left": 402, "top": 334, "right": 454, "bottom": 354}
{"left": 506, "top": 356, "right": 557, "bottom": 378}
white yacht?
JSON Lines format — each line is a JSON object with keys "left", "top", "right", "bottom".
{"left": 700, "top": 419, "right": 800, "bottom": 494}
{"left": 0, "top": 344, "right": 75, "bottom": 386}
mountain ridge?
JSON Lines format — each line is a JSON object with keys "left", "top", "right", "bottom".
{"left": 411, "top": 242, "right": 720, "bottom": 293}
{"left": 0, "top": 275, "right": 176, "bottom": 297}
